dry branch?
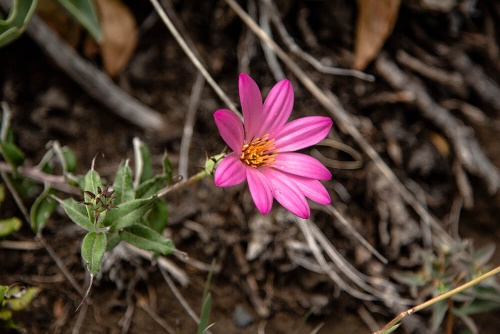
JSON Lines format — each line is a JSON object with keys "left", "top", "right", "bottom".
{"left": 376, "top": 53, "right": 500, "bottom": 194}
{"left": 445, "top": 46, "right": 500, "bottom": 114}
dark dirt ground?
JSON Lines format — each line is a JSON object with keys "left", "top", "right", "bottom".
{"left": 1, "top": 0, "right": 500, "bottom": 333}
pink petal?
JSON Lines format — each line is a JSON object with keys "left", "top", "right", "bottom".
{"left": 261, "top": 168, "right": 310, "bottom": 218}
{"left": 246, "top": 168, "right": 273, "bottom": 215}
{"left": 272, "top": 116, "right": 332, "bottom": 152}
{"left": 214, "top": 153, "right": 247, "bottom": 187}
{"left": 291, "top": 176, "right": 331, "bottom": 205}
{"left": 214, "top": 109, "right": 244, "bottom": 154}
{"left": 239, "top": 73, "right": 263, "bottom": 140}
{"left": 260, "top": 79, "right": 294, "bottom": 136}
{"left": 271, "top": 153, "right": 331, "bottom": 180}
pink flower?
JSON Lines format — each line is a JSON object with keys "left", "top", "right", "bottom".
{"left": 214, "top": 73, "right": 332, "bottom": 218}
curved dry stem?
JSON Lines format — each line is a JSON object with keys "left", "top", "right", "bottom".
{"left": 74, "top": 275, "right": 93, "bottom": 314}
{"left": 311, "top": 138, "right": 363, "bottom": 170}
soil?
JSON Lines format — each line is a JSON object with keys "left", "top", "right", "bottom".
{"left": 1, "top": 0, "right": 500, "bottom": 333}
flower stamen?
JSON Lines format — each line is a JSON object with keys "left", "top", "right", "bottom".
{"left": 240, "top": 134, "right": 277, "bottom": 168}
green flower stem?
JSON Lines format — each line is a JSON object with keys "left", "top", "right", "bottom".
{"left": 374, "top": 265, "right": 500, "bottom": 334}
{"left": 156, "top": 170, "right": 209, "bottom": 198}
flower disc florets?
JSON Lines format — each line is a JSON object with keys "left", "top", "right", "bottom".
{"left": 240, "top": 134, "right": 277, "bottom": 168}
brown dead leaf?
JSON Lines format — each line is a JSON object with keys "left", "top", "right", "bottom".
{"left": 353, "top": 0, "right": 401, "bottom": 71}
{"left": 95, "top": 0, "right": 138, "bottom": 77}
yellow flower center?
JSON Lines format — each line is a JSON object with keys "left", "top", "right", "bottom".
{"left": 240, "top": 134, "right": 277, "bottom": 168}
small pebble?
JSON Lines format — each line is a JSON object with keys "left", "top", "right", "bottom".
{"left": 233, "top": 305, "right": 253, "bottom": 328}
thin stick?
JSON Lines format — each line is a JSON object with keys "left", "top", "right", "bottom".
{"left": 136, "top": 294, "right": 176, "bottom": 334}
{"left": 159, "top": 266, "right": 215, "bottom": 334}
{"left": 179, "top": 73, "right": 205, "bottom": 180}
{"left": 38, "top": 235, "right": 85, "bottom": 297}
{"left": 71, "top": 300, "right": 88, "bottom": 334}
{"left": 0, "top": 161, "right": 79, "bottom": 194}
{"left": 374, "top": 265, "right": 500, "bottom": 334}
{"left": 0, "top": 240, "right": 43, "bottom": 250}
{"left": 148, "top": 0, "right": 241, "bottom": 119}
{"left": 224, "top": 0, "right": 453, "bottom": 245}
{"left": 323, "top": 205, "right": 387, "bottom": 264}
{"left": 157, "top": 170, "right": 208, "bottom": 198}
{"left": 237, "top": 0, "right": 258, "bottom": 74}
{"left": 0, "top": 170, "right": 30, "bottom": 223}
{"left": 259, "top": 0, "right": 285, "bottom": 81}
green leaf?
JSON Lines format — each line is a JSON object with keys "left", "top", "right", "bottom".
{"left": 162, "top": 153, "right": 174, "bottom": 186}
{"left": 83, "top": 169, "right": 102, "bottom": 224}
{"left": 105, "top": 232, "right": 121, "bottom": 251}
{"left": 1, "top": 142, "right": 25, "bottom": 169}
{"left": 146, "top": 199, "right": 169, "bottom": 234}
{"left": 473, "top": 286, "right": 500, "bottom": 303}
{"left": 3, "top": 286, "right": 40, "bottom": 311}
{"left": 136, "top": 175, "right": 166, "bottom": 199}
{"left": 58, "top": 197, "right": 95, "bottom": 232}
{"left": 139, "top": 143, "right": 154, "bottom": 184}
{"left": 30, "top": 188, "right": 57, "bottom": 234}
{"left": 197, "top": 293, "right": 212, "bottom": 334}
{"left": 104, "top": 196, "right": 157, "bottom": 231}
{"left": 453, "top": 299, "right": 500, "bottom": 316}
{"left": 0, "top": 0, "right": 37, "bottom": 48}
{"left": 55, "top": 0, "right": 102, "bottom": 43}
{"left": 0, "top": 217, "right": 21, "bottom": 238}
{"left": 197, "top": 260, "right": 216, "bottom": 334}
{"left": 8, "top": 176, "right": 38, "bottom": 198}
{"left": 472, "top": 244, "right": 496, "bottom": 267}
{"left": 455, "top": 314, "right": 477, "bottom": 334}
{"left": 81, "top": 232, "right": 107, "bottom": 276}
{"left": 0, "top": 183, "right": 5, "bottom": 204}
{"left": 83, "top": 169, "right": 101, "bottom": 197}
{"left": 431, "top": 299, "right": 448, "bottom": 331}
{"left": 0, "top": 310, "right": 15, "bottom": 329}
{"left": 62, "top": 147, "right": 77, "bottom": 173}
{"left": 119, "top": 224, "right": 175, "bottom": 255}
{"left": 391, "top": 270, "right": 428, "bottom": 287}
{"left": 113, "top": 161, "right": 134, "bottom": 203}
{"left": 0, "top": 285, "right": 7, "bottom": 305}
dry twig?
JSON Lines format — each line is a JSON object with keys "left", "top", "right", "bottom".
{"left": 396, "top": 50, "right": 466, "bottom": 97}
{"left": 376, "top": 53, "right": 500, "bottom": 194}
{"left": 258, "top": 0, "right": 285, "bottom": 81}
{"left": 237, "top": 0, "right": 259, "bottom": 74}
{"left": 136, "top": 294, "right": 176, "bottom": 334}
{"left": 179, "top": 73, "right": 205, "bottom": 180}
